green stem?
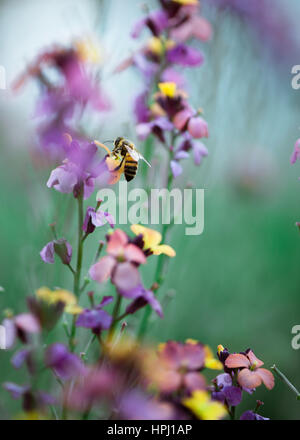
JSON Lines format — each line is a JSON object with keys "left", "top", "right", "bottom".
{"left": 107, "top": 294, "right": 122, "bottom": 343}
{"left": 138, "top": 171, "right": 174, "bottom": 341}
{"left": 69, "top": 188, "right": 84, "bottom": 352}
{"left": 271, "top": 364, "right": 300, "bottom": 399}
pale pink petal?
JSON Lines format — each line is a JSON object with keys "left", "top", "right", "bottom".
{"left": 124, "top": 244, "right": 146, "bottom": 264}
{"left": 256, "top": 368, "right": 275, "bottom": 390}
{"left": 112, "top": 262, "right": 140, "bottom": 292}
{"left": 173, "top": 109, "right": 193, "bottom": 131}
{"left": 225, "top": 353, "right": 250, "bottom": 369}
{"left": 192, "top": 16, "right": 213, "bottom": 41}
{"left": 237, "top": 369, "right": 262, "bottom": 389}
{"left": 107, "top": 229, "right": 128, "bottom": 257}
{"left": 15, "top": 314, "right": 40, "bottom": 333}
{"left": 246, "top": 350, "right": 264, "bottom": 368}
{"left": 89, "top": 256, "right": 115, "bottom": 283}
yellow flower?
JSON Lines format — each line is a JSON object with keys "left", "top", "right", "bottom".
{"left": 158, "top": 82, "right": 177, "bottom": 98}
{"left": 185, "top": 339, "right": 223, "bottom": 370}
{"left": 75, "top": 37, "right": 102, "bottom": 64}
{"left": 131, "top": 225, "right": 176, "bottom": 257}
{"left": 204, "top": 345, "right": 223, "bottom": 370}
{"left": 217, "top": 344, "right": 225, "bottom": 355}
{"left": 148, "top": 38, "right": 175, "bottom": 56}
{"left": 173, "top": 0, "right": 198, "bottom": 5}
{"left": 183, "top": 391, "right": 227, "bottom": 420}
{"left": 148, "top": 37, "right": 164, "bottom": 56}
{"left": 36, "top": 287, "right": 82, "bottom": 314}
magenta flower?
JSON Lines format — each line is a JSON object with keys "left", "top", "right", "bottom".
{"left": 131, "top": 9, "right": 169, "bottom": 38}
{"left": 166, "top": 44, "right": 204, "bottom": 67}
{"left": 89, "top": 229, "right": 146, "bottom": 291}
{"left": 40, "top": 238, "right": 72, "bottom": 265}
{"left": 134, "top": 92, "right": 151, "bottom": 123}
{"left": 188, "top": 116, "right": 209, "bottom": 138}
{"left": 156, "top": 340, "right": 206, "bottom": 393}
{"left": 290, "top": 139, "right": 300, "bottom": 164}
{"left": 170, "top": 15, "right": 213, "bottom": 42}
{"left": 83, "top": 207, "right": 115, "bottom": 234}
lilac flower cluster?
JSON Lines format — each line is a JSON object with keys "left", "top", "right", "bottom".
{"left": 118, "top": 0, "right": 212, "bottom": 179}
{"left": 13, "top": 40, "right": 110, "bottom": 162}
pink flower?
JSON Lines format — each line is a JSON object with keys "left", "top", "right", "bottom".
{"left": 89, "top": 229, "right": 146, "bottom": 292}
{"left": 225, "top": 350, "right": 274, "bottom": 390}
{"left": 170, "top": 16, "right": 213, "bottom": 42}
{"left": 188, "top": 116, "right": 209, "bottom": 138}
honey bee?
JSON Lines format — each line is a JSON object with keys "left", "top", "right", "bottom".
{"left": 111, "top": 137, "right": 151, "bottom": 182}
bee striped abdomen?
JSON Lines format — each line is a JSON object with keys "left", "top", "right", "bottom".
{"left": 124, "top": 155, "right": 138, "bottom": 182}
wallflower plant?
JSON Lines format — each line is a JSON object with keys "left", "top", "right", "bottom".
{"left": 1, "top": 0, "right": 277, "bottom": 421}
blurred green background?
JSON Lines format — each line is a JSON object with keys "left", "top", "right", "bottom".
{"left": 1, "top": 0, "right": 300, "bottom": 420}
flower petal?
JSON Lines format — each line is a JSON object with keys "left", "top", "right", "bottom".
{"left": 153, "top": 244, "right": 176, "bottom": 257}
{"left": 256, "top": 368, "right": 275, "bottom": 390}
{"left": 246, "top": 350, "right": 264, "bottom": 368}
{"left": 113, "top": 262, "right": 141, "bottom": 293}
{"left": 225, "top": 353, "right": 250, "bottom": 369}
{"left": 131, "top": 224, "right": 162, "bottom": 248}
{"left": 124, "top": 244, "right": 147, "bottom": 264}
{"left": 107, "top": 229, "right": 128, "bottom": 257}
{"left": 89, "top": 256, "right": 115, "bottom": 283}
{"left": 237, "top": 369, "right": 262, "bottom": 389}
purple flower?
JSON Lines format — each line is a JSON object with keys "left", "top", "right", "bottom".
{"left": 291, "top": 139, "right": 300, "bottom": 164}
{"left": 167, "top": 44, "right": 204, "bottom": 67}
{"left": 124, "top": 284, "right": 163, "bottom": 318}
{"left": 45, "top": 343, "right": 85, "bottom": 381}
{"left": 161, "top": 67, "right": 186, "bottom": 88}
{"left": 118, "top": 389, "right": 174, "bottom": 420}
{"left": 3, "top": 382, "right": 30, "bottom": 399}
{"left": 76, "top": 300, "right": 113, "bottom": 334}
{"left": 40, "top": 238, "right": 72, "bottom": 265}
{"left": 178, "top": 133, "right": 208, "bottom": 165}
{"left": 131, "top": 10, "right": 169, "bottom": 38}
{"left": 82, "top": 207, "right": 115, "bottom": 234}
{"left": 47, "top": 138, "right": 106, "bottom": 200}
{"left": 136, "top": 117, "right": 174, "bottom": 142}
{"left": 134, "top": 92, "right": 151, "bottom": 124}
{"left": 133, "top": 53, "right": 159, "bottom": 83}
{"left": 170, "top": 160, "right": 183, "bottom": 179}
{"left": 11, "top": 349, "right": 32, "bottom": 370}
{"left": 212, "top": 373, "right": 242, "bottom": 407}
{"left": 240, "top": 410, "right": 269, "bottom": 420}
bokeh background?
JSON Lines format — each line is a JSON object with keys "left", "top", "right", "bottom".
{"left": 1, "top": 0, "right": 300, "bottom": 420}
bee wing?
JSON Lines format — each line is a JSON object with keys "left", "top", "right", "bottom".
{"left": 124, "top": 144, "right": 151, "bottom": 167}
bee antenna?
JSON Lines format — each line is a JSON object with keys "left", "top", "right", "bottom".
{"left": 102, "top": 139, "right": 114, "bottom": 144}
